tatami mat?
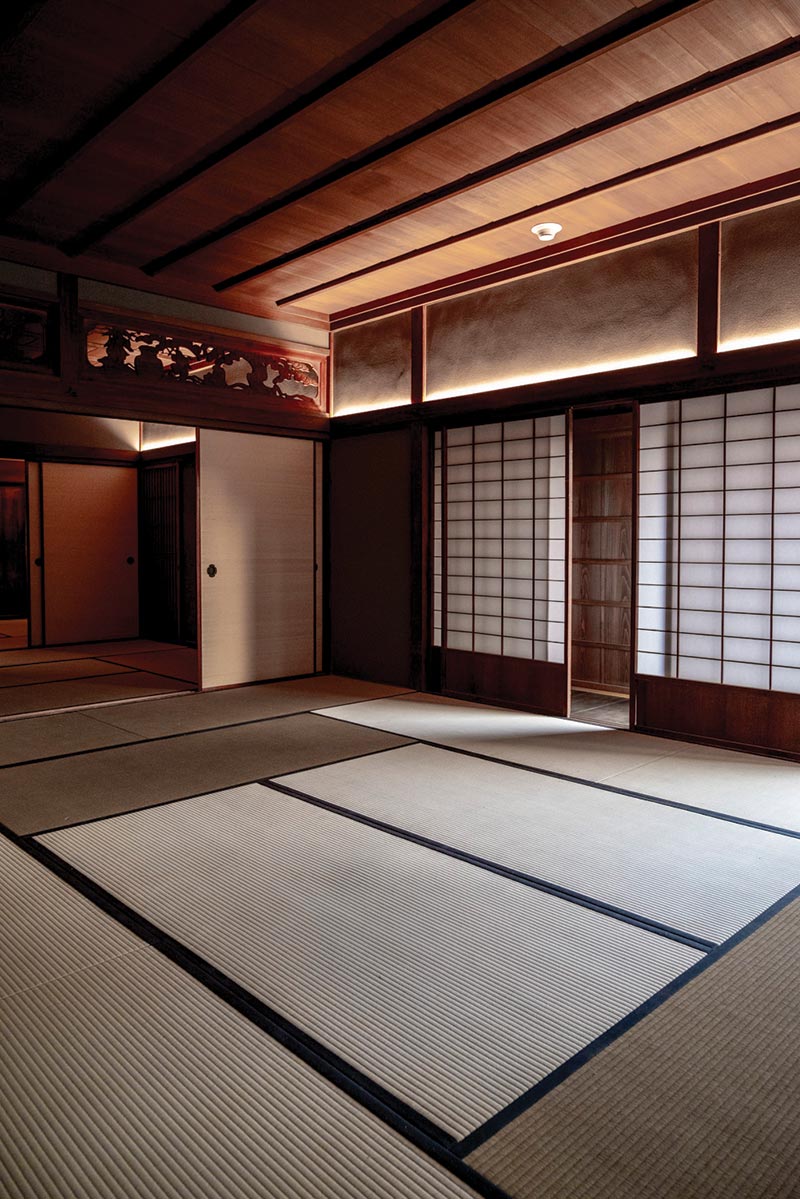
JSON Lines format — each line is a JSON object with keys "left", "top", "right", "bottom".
{"left": 279, "top": 744, "right": 800, "bottom": 945}
{"left": 468, "top": 896, "right": 800, "bottom": 1199}
{"left": 0, "top": 839, "right": 478, "bottom": 1199}
{"left": 0, "top": 711, "right": 143, "bottom": 768}
{"left": 55, "top": 639, "right": 180, "bottom": 656}
{"left": 99, "top": 647, "right": 198, "bottom": 683}
{"left": 603, "top": 741, "right": 800, "bottom": 832}
{"left": 2, "top": 713, "right": 409, "bottom": 834}
{"left": 87, "top": 675, "right": 413, "bottom": 738}
{"left": 0, "top": 670, "right": 184, "bottom": 718}
{"left": 41, "top": 784, "right": 702, "bottom": 1139}
{"left": 315, "top": 693, "right": 682, "bottom": 781}
{"left": 0, "top": 835, "right": 140, "bottom": 1000}
{"left": 0, "top": 646, "right": 94, "bottom": 667}
{"left": 0, "top": 658, "right": 133, "bottom": 689}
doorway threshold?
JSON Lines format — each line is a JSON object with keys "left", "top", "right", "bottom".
{"left": 570, "top": 688, "right": 630, "bottom": 730}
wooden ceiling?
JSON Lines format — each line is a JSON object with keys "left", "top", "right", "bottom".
{"left": 2, "top": 0, "right": 800, "bottom": 331}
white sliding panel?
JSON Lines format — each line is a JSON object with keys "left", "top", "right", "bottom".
{"left": 637, "top": 382, "right": 800, "bottom": 694}
{"left": 199, "top": 430, "right": 318, "bottom": 689}
{"left": 435, "top": 415, "right": 566, "bottom": 661}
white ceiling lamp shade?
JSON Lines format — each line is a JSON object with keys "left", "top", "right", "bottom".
{"left": 531, "top": 222, "right": 563, "bottom": 242}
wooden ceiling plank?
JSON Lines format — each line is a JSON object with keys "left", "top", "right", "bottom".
{"left": 210, "top": 35, "right": 800, "bottom": 293}
{"left": 139, "top": 0, "right": 709, "bottom": 277}
{"left": 0, "top": 0, "right": 264, "bottom": 223}
{"left": 274, "top": 107, "right": 800, "bottom": 308}
{"left": 61, "top": 0, "right": 483, "bottom": 256}
{"left": 325, "top": 163, "right": 800, "bottom": 324}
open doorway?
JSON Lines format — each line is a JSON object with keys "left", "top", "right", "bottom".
{"left": 570, "top": 410, "right": 633, "bottom": 729}
{"left": 0, "top": 411, "right": 199, "bottom": 718}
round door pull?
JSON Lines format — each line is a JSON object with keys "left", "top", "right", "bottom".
{"left": 207, "top": 563, "right": 218, "bottom": 578}
{"left": 34, "top": 556, "right": 42, "bottom": 567}
{"left": 126, "top": 556, "right": 135, "bottom": 565}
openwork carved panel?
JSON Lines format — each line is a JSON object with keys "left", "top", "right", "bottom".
{"left": 0, "top": 300, "right": 51, "bottom": 370}
{"left": 85, "top": 323, "right": 323, "bottom": 408}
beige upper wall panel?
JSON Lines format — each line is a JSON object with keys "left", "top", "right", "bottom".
{"left": 425, "top": 232, "right": 699, "bottom": 401}
{"left": 333, "top": 311, "right": 412, "bottom": 416}
{"left": 719, "top": 197, "right": 800, "bottom": 352}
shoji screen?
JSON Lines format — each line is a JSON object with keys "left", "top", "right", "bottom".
{"left": 637, "top": 384, "right": 800, "bottom": 696}
{"left": 433, "top": 415, "right": 567, "bottom": 711}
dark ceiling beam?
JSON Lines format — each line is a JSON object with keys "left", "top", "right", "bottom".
{"left": 329, "top": 165, "right": 800, "bottom": 328}
{"left": 276, "top": 109, "right": 800, "bottom": 308}
{"left": 0, "top": 1, "right": 50, "bottom": 49}
{"left": 0, "top": 0, "right": 263, "bottom": 222}
{"left": 62, "top": 0, "right": 482, "bottom": 256}
{"left": 141, "top": 0, "right": 708, "bottom": 277}
{"left": 212, "top": 35, "right": 800, "bottom": 294}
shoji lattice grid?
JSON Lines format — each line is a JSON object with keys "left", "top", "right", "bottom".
{"left": 433, "top": 417, "right": 566, "bottom": 661}
{"left": 637, "top": 383, "right": 800, "bottom": 693}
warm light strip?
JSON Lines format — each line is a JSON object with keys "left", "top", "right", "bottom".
{"left": 424, "top": 348, "right": 696, "bottom": 402}
{"left": 141, "top": 433, "right": 197, "bottom": 450}
{"left": 719, "top": 328, "right": 800, "bottom": 353}
{"left": 333, "top": 398, "right": 410, "bottom": 417}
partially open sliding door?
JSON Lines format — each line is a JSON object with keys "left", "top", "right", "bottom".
{"left": 198, "top": 429, "right": 322, "bottom": 690}
{"left": 433, "top": 414, "right": 568, "bottom": 715}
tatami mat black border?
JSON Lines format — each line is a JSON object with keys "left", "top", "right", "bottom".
{"left": 0, "top": 689, "right": 415, "bottom": 770}
{"left": 0, "top": 665, "right": 138, "bottom": 690}
{"left": 313, "top": 709, "right": 800, "bottom": 841}
{"left": 23, "top": 741, "right": 418, "bottom": 837}
{"left": 265, "top": 779, "right": 715, "bottom": 954}
{"left": 1, "top": 821, "right": 511, "bottom": 1199}
{"left": 456, "top": 879, "right": 800, "bottom": 1156}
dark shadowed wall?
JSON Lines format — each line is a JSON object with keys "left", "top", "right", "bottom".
{"left": 330, "top": 429, "right": 412, "bottom": 686}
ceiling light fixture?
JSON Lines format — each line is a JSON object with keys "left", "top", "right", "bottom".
{"left": 531, "top": 222, "right": 563, "bottom": 242}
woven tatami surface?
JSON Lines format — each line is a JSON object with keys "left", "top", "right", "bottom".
{"left": 469, "top": 896, "right": 800, "bottom": 1199}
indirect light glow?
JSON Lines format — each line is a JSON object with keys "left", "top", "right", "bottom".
{"left": 142, "top": 434, "right": 197, "bottom": 449}
{"left": 332, "top": 398, "right": 410, "bottom": 417}
{"left": 719, "top": 328, "right": 800, "bottom": 353}
{"left": 425, "top": 348, "right": 696, "bottom": 402}
{"left": 531, "top": 222, "right": 563, "bottom": 242}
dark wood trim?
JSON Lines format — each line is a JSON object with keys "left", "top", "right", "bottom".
{"left": 0, "top": 382, "right": 330, "bottom": 441}
{"left": 634, "top": 674, "right": 800, "bottom": 760}
{"left": 697, "top": 222, "right": 721, "bottom": 361}
{"left": 214, "top": 35, "right": 800, "bottom": 294}
{"left": 411, "top": 307, "right": 426, "bottom": 404}
{"left": 443, "top": 648, "right": 568, "bottom": 716}
{"left": 629, "top": 401, "right": 640, "bottom": 729}
{"left": 410, "top": 420, "right": 429, "bottom": 690}
{"left": 279, "top": 111, "right": 800, "bottom": 310}
{"left": 138, "top": 0, "right": 707, "bottom": 281}
{"left": 63, "top": 0, "right": 482, "bottom": 255}
{"left": 332, "top": 165, "right": 800, "bottom": 327}
{"left": 56, "top": 273, "right": 81, "bottom": 394}
{"left": 564, "top": 409, "right": 573, "bottom": 717}
{"left": 0, "top": 443, "right": 138, "bottom": 465}
{"left": 321, "top": 438, "right": 332, "bottom": 673}
{"left": 0, "top": 0, "right": 263, "bottom": 222}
